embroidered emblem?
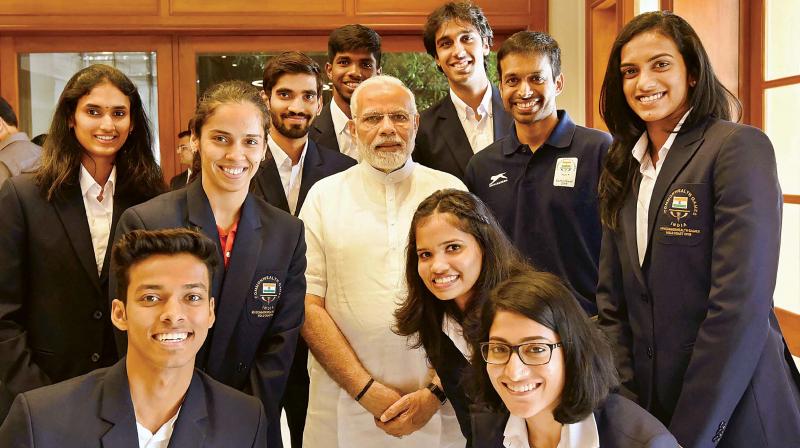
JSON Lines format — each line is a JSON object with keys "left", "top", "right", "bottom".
{"left": 489, "top": 172, "right": 508, "bottom": 187}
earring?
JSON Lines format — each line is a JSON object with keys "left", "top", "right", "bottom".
{"left": 690, "top": 80, "right": 697, "bottom": 87}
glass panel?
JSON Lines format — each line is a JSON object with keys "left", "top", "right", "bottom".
{"left": 196, "top": 51, "right": 498, "bottom": 112}
{"left": 18, "top": 52, "right": 160, "bottom": 162}
{"left": 765, "top": 84, "right": 800, "bottom": 195}
{"left": 776, "top": 204, "right": 800, "bottom": 314}
{"left": 635, "top": 0, "right": 660, "bottom": 14}
{"left": 765, "top": 0, "right": 800, "bottom": 80}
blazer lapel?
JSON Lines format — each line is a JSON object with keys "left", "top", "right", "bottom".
{"left": 490, "top": 85, "right": 511, "bottom": 141}
{"left": 311, "top": 103, "right": 340, "bottom": 152}
{"left": 186, "top": 180, "right": 224, "bottom": 300}
{"left": 254, "top": 159, "right": 290, "bottom": 214}
{"left": 298, "top": 140, "right": 324, "bottom": 216}
{"left": 100, "top": 193, "right": 135, "bottom": 285}
{"left": 621, "top": 173, "right": 648, "bottom": 290}
{"left": 645, "top": 121, "right": 707, "bottom": 255}
{"left": 469, "top": 407, "right": 508, "bottom": 448}
{"left": 206, "top": 195, "right": 264, "bottom": 375}
{"left": 437, "top": 95, "right": 473, "bottom": 177}
{"left": 52, "top": 185, "right": 101, "bottom": 294}
{"left": 99, "top": 360, "right": 139, "bottom": 448}
{"left": 168, "top": 372, "right": 208, "bottom": 447}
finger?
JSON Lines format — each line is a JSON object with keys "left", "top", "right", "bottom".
{"left": 380, "top": 397, "right": 409, "bottom": 422}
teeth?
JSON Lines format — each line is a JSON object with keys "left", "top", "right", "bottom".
{"left": 222, "top": 167, "right": 245, "bottom": 175}
{"left": 516, "top": 99, "right": 539, "bottom": 108}
{"left": 452, "top": 60, "right": 470, "bottom": 69}
{"left": 155, "top": 332, "right": 188, "bottom": 342}
{"left": 433, "top": 275, "right": 457, "bottom": 284}
{"left": 96, "top": 135, "right": 115, "bottom": 141}
{"left": 639, "top": 92, "right": 664, "bottom": 103}
{"left": 345, "top": 82, "right": 360, "bottom": 88}
{"left": 507, "top": 383, "right": 536, "bottom": 392}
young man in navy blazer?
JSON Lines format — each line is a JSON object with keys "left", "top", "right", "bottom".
{"left": 0, "top": 228, "right": 266, "bottom": 447}
{"left": 253, "top": 51, "right": 355, "bottom": 448}
{"left": 415, "top": 2, "right": 512, "bottom": 179}
{"left": 465, "top": 31, "right": 611, "bottom": 315}
{"left": 309, "top": 24, "right": 382, "bottom": 161}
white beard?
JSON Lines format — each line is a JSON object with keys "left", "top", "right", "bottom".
{"left": 357, "top": 136, "right": 413, "bottom": 172}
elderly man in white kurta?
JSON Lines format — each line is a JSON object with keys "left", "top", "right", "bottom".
{"left": 299, "top": 75, "right": 466, "bottom": 448}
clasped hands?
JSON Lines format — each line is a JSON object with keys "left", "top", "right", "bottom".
{"left": 358, "top": 381, "right": 440, "bottom": 438}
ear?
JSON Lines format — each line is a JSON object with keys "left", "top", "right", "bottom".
{"left": 376, "top": 66, "right": 382, "bottom": 75}
{"left": 555, "top": 73, "right": 565, "bottom": 96}
{"left": 111, "top": 299, "right": 128, "bottom": 332}
{"left": 413, "top": 113, "right": 420, "bottom": 133}
{"left": 316, "top": 94, "right": 323, "bottom": 116}
{"left": 260, "top": 89, "right": 269, "bottom": 104}
{"left": 482, "top": 38, "right": 490, "bottom": 57}
{"left": 347, "top": 119, "right": 355, "bottom": 137}
{"left": 208, "top": 297, "right": 216, "bottom": 328}
{"left": 325, "top": 62, "right": 333, "bottom": 80}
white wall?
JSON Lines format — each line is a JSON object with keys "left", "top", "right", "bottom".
{"left": 549, "top": 0, "right": 586, "bottom": 126}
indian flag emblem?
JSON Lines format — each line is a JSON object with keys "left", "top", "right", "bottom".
{"left": 672, "top": 196, "right": 688, "bottom": 210}
{"left": 262, "top": 283, "right": 277, "bottom": 295}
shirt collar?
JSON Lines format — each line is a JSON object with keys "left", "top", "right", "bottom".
{"left": 502, "top": 110, "right": 574, "bottom": 156}
{"left": 79, "top": 163, "right": 116, "bottom": 197}
{"left": 268, "top": 135, "right": 309, "bottom": 168}
{"left": 442, "top": 314, "right": 471, "bottom": 360}
{"left": 0, "top": 132, "right": 32, "bottom": 151}
{"left": 631, "top": 108, "right": 692, "bottom": 163}
{"left": 449, "top": 85, "right": 493, "bottom": 121}
{"left": 330, "top": 99, "right": 351, "bottom": 136}
{"left": 503, "top": 415, "right": 530, "bottom": 448}
{"left": 358, "top": 157, "right": 415, "bottom": 185}
{"left": 502, "top": 413, "right": 600, "bottom": 448}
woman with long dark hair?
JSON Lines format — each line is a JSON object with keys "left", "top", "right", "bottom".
{"left": 113, "top": 80, "right": 306, "bottom": 447}
{"left": 467, "top": 270, "right": 676, "bottom": 447}
{"left": 394, "top": 188, "right": 528, "bottom": 444}
{"left": 597, "top": 11, "right": 800, "bottom": 447}
{"left": 0, "top": 64, "right": 163, "bottom": 417}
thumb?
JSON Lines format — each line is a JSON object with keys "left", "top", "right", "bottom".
{"left": 380, "top": 396, "right": 409, "bottom": 422}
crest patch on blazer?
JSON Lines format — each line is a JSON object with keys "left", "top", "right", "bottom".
{"left": 658, "top": 186, "right": 703, "bottom": 242}
{"left": 251, "top": 275, "right": 281, "bottom": 319}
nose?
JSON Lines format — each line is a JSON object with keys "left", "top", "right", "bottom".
{"left": 160, "top": 297, "right": 186, "bottom": 324}
{"left": 377, "top": 115, "right": 396, "bottom": 135}
{"left": 453, "top": 40, "right": 466, "bottom": 57}
{"left": 637, "top": 68, "right": 656, "bottom": 92}
{"left": 225, "top": 142, "right": 247, "bottom": 160}
{"left": 520, "top": 81, "right": 533, "bottom": 97}
{"left": 430, "top": 255, "right": 448, "bottom": 274}
{"left": 503, "top": 349, "right": 529, "bottom": 381}
{"left": 99, "top": 113, "right": 115, "bottom": 131}
{"left": 347, "top": 63, "right": 361, "bottom": 78}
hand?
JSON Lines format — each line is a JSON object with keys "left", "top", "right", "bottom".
{"left": 358, "top": 381, "right": 403, "bottom": 418}
{"left": 374, "top": 387, "right": 440, "bottom": 437}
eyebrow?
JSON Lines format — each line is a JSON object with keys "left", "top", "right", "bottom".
{"left": 437, "top": 28, "right": 474, "bottom": 43}
{"left": 134, "top": 282, "right": 208, "bottom": 292}
{"left": 84, "top": 103, "right": 128, "bottom": 109}
{"left": 489, "top": 335, "right": 552, "bottom": 343}
{"left": 620, "top": 52, "right": 675, "bottom": 67}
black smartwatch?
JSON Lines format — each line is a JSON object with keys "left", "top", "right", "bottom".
{"left": 426, "top": 382, "right": 447, "bottom": 405}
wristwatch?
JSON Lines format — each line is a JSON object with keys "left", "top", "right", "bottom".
{"left": 426, "top": 382, "right": 447, "bottom": 405}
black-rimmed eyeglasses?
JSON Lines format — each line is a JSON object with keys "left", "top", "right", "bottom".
{"left": 479, "top": 342, "right": 563, "bottom": 366}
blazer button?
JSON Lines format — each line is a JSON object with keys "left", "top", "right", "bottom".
{"left": 647, "top": 347, "right": 654, "bottom": 359}
{"left": 92, "top": 310, "right": 103, "bottom": 320}
{"left": 90, "top": 353, "right": 101, "bottom": 363}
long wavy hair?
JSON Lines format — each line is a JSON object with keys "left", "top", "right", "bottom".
{"left": 394, "top": 189, "right": 528, "bottom": 369}
{"left": 597, "top": 11, "right": 740, "bottom": 228}
{"left": 35, "top": 64, "right": 163, "bottom": 202}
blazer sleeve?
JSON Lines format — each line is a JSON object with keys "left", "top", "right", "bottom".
{"left": 0, "top": 180, "right": 52, "bottom": 411}
{"left": 249, "top": 222, "right": 307, "bottom": 447}
{"left": 596, "top": 227, "right": 638, "bottom": 401}
{"left": 0, "top": 393, "right": 35, "bottom": 448}
{"left": 250, "top": 400, "right": 268, "bottom": 448}
{"left": 667, "top": 126, "right": 782, "bottom": 446}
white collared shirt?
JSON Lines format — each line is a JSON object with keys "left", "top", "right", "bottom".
{"left": 503, "top": 414, "right": 600, "bottom": 448}
{"left": 442, "top": 314, "right": 471, "bottom": 361}
{"left": 449, "top": 86, "right": 494, "bottom": 154}
{"left": 136, "top": 407, "right": 181, "bottom": 448}
{"left": 299, "top": 159, "right": 467, "bottom": 447}
{"left": 79, "top": 164, "right": 115, "bottom": 275}
{"left": 330, "top": 100, "right": 360, "bottom": 162}
{"left": 632, "top": 109, "right": 692, "bottom": 265}
{"left": 268, "top": 136, "right": 308, "bottom": 215}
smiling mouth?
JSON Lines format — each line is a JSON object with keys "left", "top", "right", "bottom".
{"left": 153, "top": 331, "right": 192, "bottom": 344}
{"left": 504, "top": 382, "right": 541, "bottom": 394}
{"left": 95, "top": 135, "right": 118, "bottom": 142}
{"left": 514, "top": 98, "right": 541, "bottom": 111}
{"left": 432, "top": 274, "right": 458, "bottom": 285}
{"left": 221, "top": 166, "right": 246, "bottom": 176}
{"left": 451, "top": 59, "right": 472, "bottom": 72}
{"left": 344, "top": 81, "right": 361, "bottom": 89}
{"left": 638, "top": 92, "right": 665, "bottom": 103}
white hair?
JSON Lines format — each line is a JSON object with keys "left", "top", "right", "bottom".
{"left": 350, "top": 75, "right": 418, "bottom": 118}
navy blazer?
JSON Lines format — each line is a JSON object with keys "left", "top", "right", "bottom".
{"left": 471, "top": 394, "right": 677, "bottom": 448}
{"left": 113, "top": 179, "right": 307, "bottom": 448}
{"left": 308, "top": 102, "right": 341, "bottom": 153}
{"left": 433, "top": 330, "right": 473, "bottom": 445}
{"left": 0, "top": 175, "right": 140, "bottom": 420}
{"left": 252, "top": 138, "right": 356, "bottom": 216}
{"left": 0, "top": 359, "right": 267, "bottom": 447}
{"left": 597, "top": 118, "right": 800, "bottom": 447}
{"left": 169, "top": 169, "right": 190, "bottom": 190}
{"left": 414, "top": 85, "right": 512, "bottom": 179}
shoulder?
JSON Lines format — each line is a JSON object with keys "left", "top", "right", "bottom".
{"left": 251, "top": 194, "right": 303, "bottom": 229}
{"left": 21, "top": 367, "right": 108, "bottom": 415}
{"left": 196, "top": 370, "right": 263, "bottom": 423}
{"left": 122, "top": 189, "right": 186, "bottom": 222}
{"left": 306, "top": 166, "right": 354, "bottom": 197}
{"left": 3, "top": 173, "right": 40, "bottom": 199}
{"left": 413, "top": 163, "right": 467, "bottom": 190}
{"left": 314, "top": 143, "right": 357, "bottom": 169}
{"left": 419, "top": 97, "right": 450, "bottom": 127}
{"left": 469, "top": 138, "right": 507, "bottom": 166}
{"left": 596, "top": 394, "right": 677, "bottom": 447}
{"left": 573, "top": 125, "right": 613, "bottom": 147}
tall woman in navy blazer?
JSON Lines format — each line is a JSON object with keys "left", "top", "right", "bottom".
{"left": 596, "top": 12, "right": 800, "bottom": 448}
{"left": 113, "top": 81, "right": 306, "bottom": 447}
{"left": 0, "top": 64, "right": 164, "bottom": 418}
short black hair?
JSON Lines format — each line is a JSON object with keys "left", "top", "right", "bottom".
{"left": 423, "top": 2, "right": 493, "bottom": 70}
{"left": 113, "top": 228, "right": 220, "bottom": 303}
{"left": 177, "top": 129, "right": 191, "bottom": 139}
{"left": 467, "top": 270, "right": 619, "bottom": 423}
{"left": 263, "top": 51, "right": 323, "bottom": 96}
{"left": 328, "top": 24, "right": 382, "bottom": 68}
{"left": 497, "top": 31, "right": 562, "bottom": 80}
{"left": 0, "top": 96, "right": 19, "bottom": 127}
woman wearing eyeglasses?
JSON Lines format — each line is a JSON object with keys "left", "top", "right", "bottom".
{"left": 468, "top": 270, "right": 677, "bottom": 448}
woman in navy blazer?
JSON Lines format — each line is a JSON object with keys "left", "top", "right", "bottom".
{"left": 113, "top": 80, "right": 306, "bottom": 448}
{"left": 0, "top": 64, "right": 164, "bottom": 418}
{"left": 596, "top": 11, "right": 800, "bottom": 448}
{"left": 393, "top": 189, "right": 529, "bottom": 445}
{"left": 467, "top": 270, "right": 676, "bottom": 448}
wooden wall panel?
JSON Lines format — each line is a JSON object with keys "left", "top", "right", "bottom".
{"left": 355, "top": 0, "right": 529, "bottom": 15}
{"left": 0, "top": 0, "right": 158, "bottom": 16}
{"left": 171, "top": 0, "right": 345, "bottom": 15}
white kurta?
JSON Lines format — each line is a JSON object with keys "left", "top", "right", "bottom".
{"left": 299, "top": 159, "right": 467, "bottom": 448}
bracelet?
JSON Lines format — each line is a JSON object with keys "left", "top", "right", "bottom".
{"left": 355, "top": 377, "right": 374, "bottom": 402}
{"left": 426, "top": 382, "right": 447, "bottom": 405}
